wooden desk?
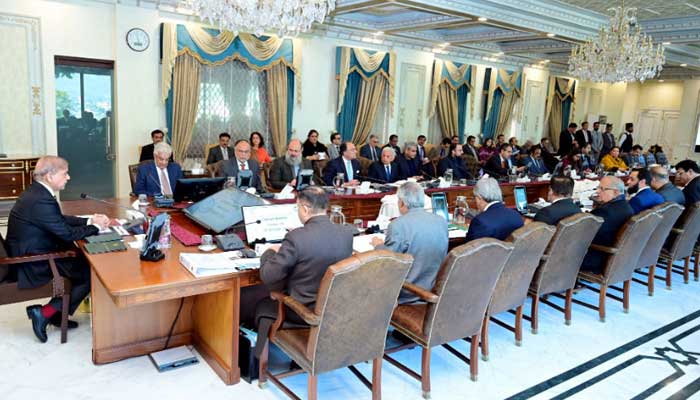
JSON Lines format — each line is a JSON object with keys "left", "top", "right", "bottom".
{"left": 61, "top": 199, "right": 260, "bottom": 385}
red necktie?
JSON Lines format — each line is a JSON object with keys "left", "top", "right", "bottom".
{"left": 239, "top": 161, "right": 246, "bottom": 171}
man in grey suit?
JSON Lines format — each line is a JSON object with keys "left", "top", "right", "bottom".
{"left": 206, "top": 132, "right": 234, "bottom": 165}
{"left": 246, "top": 186, "right": 355, "bottom": 356}
{"left": 220, "top": 139, "right": 264, "bottom": 193}
{"left": 650, "top": 165, "right": 685, "bottom": 205}
{"left": 371, "top": 182, "right": 449, "bottom": 303}
{"left": 269, "top": 139, "right": 315, "bottom": 190}
{"left": 326, "top": 132, "right": 342, "bottom": 160}
{"left": 590, "top": 121, "right": 603, "bottom": 163}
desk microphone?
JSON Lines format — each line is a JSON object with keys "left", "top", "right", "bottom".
{"left": 356, "top": 175, "right": 388, "bottom": 184}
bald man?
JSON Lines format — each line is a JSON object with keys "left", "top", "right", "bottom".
{"left": 269, "top": 139, "right": 316, "bottom": 189}
{"left": 6, "top": 156, "right": 110, "bottom": 343}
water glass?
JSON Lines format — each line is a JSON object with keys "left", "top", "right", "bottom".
{"left": 201, "top": 234, "right": 213, "bottom": 247}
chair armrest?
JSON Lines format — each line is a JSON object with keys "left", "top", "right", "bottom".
{"left": 269, "top": 291, "right": 320, "bottom": 326}
{"left": 540, "top": 254, "right": 549, "bottom": 262}
{"left": 589, "top": 244, "right": 618, "bottom": 254}
{"left": 0, "top": 250, "right": 77, "bottom": 265}
{"left": 402, "top": 282, "right": 438, "bottom": 303}
{"left": 672, "top": 228, "right": 684, "bottom": 234}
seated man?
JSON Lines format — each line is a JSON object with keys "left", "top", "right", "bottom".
{"left": 397, "top": 142, "right": 428, "bottom": 180}
{"left": 221, "top": 139, "right": 264, "bottom": 193}
{"left": 7, "top": 156, "right": 110, "bottom": 342}
{"left": 206, "top": 132, "right": 234, "bottom": 165}
{"left": 533, "top": 176, "right": 580, "bottom": 225}
{"left": 485, "top": 143, "right": 525, "bottom": 178}
{"left": 627, "top": 167, "right": 664, "bottom": 214}
{"left": 368, "top": 147, "right": 400, "bottom": 183}
{"left": 359, "top": 134, "right": 381, "bottom": 162}
{"left": 465, "top": 176, "right": 524, "bottom": 242}
{"left": 326, "top": 132, "right": 342, "bottom": 160}
{"left": 524, "top": 145, "right": 549, "bottom": 176}
{"left": 370, "top": 182, "right": 448, "bottom": 303}
{"left": 134, "top": 142, "right": 184, "bottom": 196}
{"left": 248, "top": 186, "right": 355, "bottom": 356}
{"left": 139, "top": 129, "right": 172, "bottom": 162}
{"left": 580, "top": 176, "right": 634, "bottom": 273}
{"left": 429, "top": 137, "right": 452, "bottom": 159}
{"left": 623, "top": 145, "right": 647, "bottom": 168}
{"left": 383, "top": 134, "right": 402, "bottom": 156}
{"left": 437, "top": 143, "right": 472, "bottom": 180}
{"left": 675, "top": 159, "right": 700, "bottom": 205}
{"left": 323, "top": 142, "right": 360, "bottom": 186}
{"left": 269, "top": 139, "right": 315, "bottom": 190}
{"left": 650, "top": 165, "right": 685, "bottom": 205}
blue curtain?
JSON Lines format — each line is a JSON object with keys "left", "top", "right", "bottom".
{"left": 456, "top": 85, "right": 468, "bottom": 142}
{"left": 561, "top": 97, "right": 573, "bottom": 131}
{"left": 287, "top": 70, "right": 295, "bottom": 141}
{"left": 482, "top": 89, "right": 503, "bottom": 140}
{"left": 336, "top": 71, "right": 362, "bottom": 142}
{"left": 165, "top": 86, "right": 174, "bottom": 142}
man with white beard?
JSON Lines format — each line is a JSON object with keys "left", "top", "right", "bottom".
{"left": 269, "top": 139, "right": 316, "bottom": 189}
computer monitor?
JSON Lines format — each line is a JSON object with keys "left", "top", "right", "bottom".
{"left": 296, "top": 169, "right": 314, "bottom": 191}
{"left": 514, "top": 185, "right": 528, "bottom": 213}
{"left": 242, "top": 204, "right": 303, "bottom": 243}
{"left": 431, "top": 192, "right": 449, "bottom": 221}
{"left": 173, "top": 177, "right": 226, "bottom": 202}
{"left": 237, "top": 170, "right": 253, "bottom": 189}
{"left": 183, "top": 187, "right": 266, "bottom": 233}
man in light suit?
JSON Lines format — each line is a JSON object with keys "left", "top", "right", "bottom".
{"left": 590, "top": 121, "right": 603, "bottom": 162}
{"left": 326, "top": 132, "right": 342, "bottom": 160}
{"left": 533, "top": 176, "right": 580, "bottom": 226}
{"left": 245, "top": 186, "right": 355, "bottom": 356}
{"left": 220, "top": 139, "right": 265, "bottom": 193}
{"left": 206, "top": 132, "right": 234, "bottom": 165}
{"left": 7, "top": 156, "right": 110, "bottom": 342}
{"left": 368, "top": 147, "right": 400, "bottom": 183}
{"left": 360, "top": 134, "right": 381, "bottom": 162}
{"left": 465, "top": 176, "right": 524, "bottom": 242}
{"left": 269, "top": 139, "right": 315, "bottom": 190}
{"left": 371, "top": 182, "right": 448, "bottom": 303}
{"left": 324, "top": 142, "right": 361, "bottom": 186}
{"left": 134, "top": 142, "right": 184, "bottom": 196}
{"left": 650, "top": 165, "right": 685, "bottom": 206}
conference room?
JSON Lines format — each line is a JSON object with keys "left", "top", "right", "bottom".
{"left": 2, "top": 1, "right": 700, "bottom": 399}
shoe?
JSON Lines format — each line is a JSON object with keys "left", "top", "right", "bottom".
{"left": 49, "top": 313, "right": 78, "bottom": 329}
{"left": 26, "top": 305, "right": 49, "bottom": 343}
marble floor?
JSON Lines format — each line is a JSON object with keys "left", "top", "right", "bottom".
{"left": 1, "top": 264, "right": 700, "bottom": 400}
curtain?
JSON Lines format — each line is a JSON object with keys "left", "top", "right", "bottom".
{"left": 436, "top": 84, "right": 459, "bottom": 139}
{"left": 456, "top": 85, "right": 468, "bottom": 142}
{"left": 171, "top": 55, "right": 201, "bottom": 163}
{"left": 496, "top": 89, "right": 519, "bottom": 137}
{"left": 482, "top": 90, "right": 501, "bottom": 140}
{"left": 429, "top": 59, "right": 473, "bottom": 142}
{"left": 352, "top": 75, "right": 387, "bottom": 146}
{"left": 266, "top": 63, "right": 288, "bottom": 157}
{"left": 545, "top": 77, "right": 576, "bottom": 151}
{"left": 548, "top": 98, "right": 563, "bottom": 150}
{"left": 336, "top": 72, "right": 362, "bottom": 141}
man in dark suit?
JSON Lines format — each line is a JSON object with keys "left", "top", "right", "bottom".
{"left": 558, "top": 122, "right": 578, "bottom": 156}
{"left": 675, "top": 160, "right": 700, "bottom": 205}
{"left": 601, "top": 123, "right": 616, "bottom": 158}
{"left": 7, "top": 156, "right": 110, "bottom": 342}
{"left": 575, "top": 121, "right": 592, "bottom": 149}
{"left": 534, "top": 176, "right": 580, "bottom": 225}
{"left": 205, "top": 132, "right": 234, "bottom": 165}
{"left": 221, "top": 139, "right": 265, "bottom": 193}
{"left": 134, "top": 142, "right": 184, "bottom": 196}
{"left": 465, "top": 176, "right": 524, "bottom": 242}
{"left": 524, "top": 145, "right": 550, "bottom": 176}
{"left": 324, "top": 142, "right": 361, "bottom": 186}
{"left": 437, "top": 143, "right": 472, "bottom": 180}
{"left": 383, "top": 134, "right": 401, "bottom": 156}
{"left": 368, "top": 147, "right": 400, "bottom": 183}
{"left": 485, "top": 144, "right": 525, "bottom": 178}
{"left": 269, "top": 139, "right": 315, "bottom": 190}
{"left": 359, "top": 134, "right": 381, "bottom": 162}
{"left": 650, "top": 165, "right": 685, "bottom": 205}
{"left": 416, "top": 135, "right": 429, "bottom": 161}
{"left": 462, "top": 135, "right": 480, "bottom": 160}
{"left": 618, "top": 122, "right": 635, "bottom": 153}
{"left": 398, "top": 142, "right": 429, "bottom": 180}
{"left": 246, "top": 186, "right": 355, "bottom": 356}
{"left": 139, "top": 129, "right": 172, "bottom": 162}
{"left": 627, "top": 168, "right": 664, "bottom": 214}
{"left": 580, "top": 176, "right": 635, "bottom": 273}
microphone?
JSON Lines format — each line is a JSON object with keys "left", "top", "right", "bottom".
{"left": 356, "top": 174, "right": 388, "bottom": 184}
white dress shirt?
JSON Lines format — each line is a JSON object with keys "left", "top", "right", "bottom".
{"left": 220, "top": 146, "right": 229, "bottom": 161}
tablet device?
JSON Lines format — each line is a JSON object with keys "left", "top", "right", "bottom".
{"left": 431, "top": 192, "right": 449, "bottom": 221}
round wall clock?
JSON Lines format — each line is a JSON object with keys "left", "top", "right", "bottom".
{"left": 126, "top": 28, "right": 150, "bottom": 52}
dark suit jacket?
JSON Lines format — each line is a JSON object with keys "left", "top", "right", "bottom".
{"left": 139, "top": 143, "right": 173, "bottom": 162}
{"left": 368, "top": 161, "right": 400, "bottom": 183}
{"left": 269, "top": 157, "right": 315, "bottom": 190}
{"left": 359, "top": 144, "right": 380, "bottom": 162}
{"left": 465, "top": 202, "right": 524, "bottom": 242}
{"left": 206, "top": 146, "right": 234, "bottom": 165}
{"left": 484, "top": 154, "right": 513, "bottom": 178}
{"left": 581, "top": 196, "right": 634, "bottom": 273}
{"left": 6, "top": 182, "right": 98, "bottom": 288}
{"left": 220, "top": 157, "right": 264, "bottom": 193}
{"left": 323, "top": 157, "right": 361, "bottom": 185}
{"left": 656, "top": 182, "right": 685, "bottom": 205}
{"left": 558, "top": 130, "right": 576, "bottom": 156}
{"left": 134, "top": 161, "right": 184, "bottom": 196}
{"left": 397, "top": 156, "right": 426, "bottom": 180}
{"left": 259, "top": 216, "right": 355, "bottom": 307}
{"left": 525, "top": 156, "right": 549, "bottom": 175}
{"left": 383, "top": 144, "right": 401, "bottom": 156}
{"left": 437, "top": 156, "right": 471, "bottom": 180}
{"left": 534, "top": 198, "right": 580, "bottom": 226}
{"left": 463, "top": 144, "right": 479, "bottom": 160}
{"left": 683, "top": 176, "right": 700, "bottom": 205}
{"left": 629, "top": 187, "right": 664, "bottom": 214}
{"left": 575, "top": 129, "right": 591, "bottom": 148}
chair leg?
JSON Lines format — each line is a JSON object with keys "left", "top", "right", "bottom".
{"left": 308, "top": 374, "right": 318, "bottom": 400}
{"left": 623, "top": 280, "right": 630, "bottom": 313}
{"left": 514, "top": 305, "right": 523, "bottom": 346}
{"left": 470, "top": 334, "right": 479, "bottom": 382}
{"left": 564, "top": 288, "right": 573, "bottom": 325}
{"left": 258, "top": 341, "right": 269, "bottom": 388}
{"left": 60, "top": 294, "right": 69, "bottom": 344}
{"left": 647, "top": 264, "right": 655, "bottom": 296}
{"left": 665, "top": 258, "right": 673, "bottom": 290}
{"left": 694, "top": 250, "right": 699, "bottom": 282}
{"left": 530, "top": 295, "right": 540, "bottom": 334}
{"left": 598, "top": 285, "right": 607, "bottom": 322}
{"left": 480, "top": 314, "right": 489, "bottom": 361}
{"left": 421, "top": 347, "right": 431, "bottom": 399}
{"left": 372, "top": 357, "right": 382, "bottom": 400}
{"left": 684, "top": 257, "right": 690, "bottom": 284}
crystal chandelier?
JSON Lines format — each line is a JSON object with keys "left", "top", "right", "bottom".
{"left": 568, "top": 1, "right": 665, "bottom": 83}
{"left": 189, "top": 0, "right": 336, "bottom": 37}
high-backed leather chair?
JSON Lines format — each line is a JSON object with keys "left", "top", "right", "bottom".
{"left": 634, "top": 202, "right": 684, "bottom": 295}
{"left": 358, "top": 156, "right": 373, "bottom": 177}
{"left": 258, "top": 250, "right": 412, "bottom": 400}
{"left": 577, "top": 208, "right": 660, "bottom": 322}
{"left": 658, "top": 202, "right": 700, "bottom": 288}
{"left": 128, "top": 160, "right": 151, "bottom": 194}
{"left": 384, "top": 239, "right": 513, "bottom": 398}
{"left": 206, "top": 160, "right": 225, "bottom": 178}
{"left": 480, "top": 222, "right": 555, "bottom": 361}
{"left": 528, "top": 213, "right": 603, "bottom": 333}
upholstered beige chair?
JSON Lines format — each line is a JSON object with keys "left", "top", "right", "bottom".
{"left": 258, "top": 250, "right": 413, "bottom": 400}
{"left": 528, "top": 213, "right": 603, "bottom": 333}
{"left": 206, "top": 160, "right": 225, "bottom": 178}
{"left": 658, "top": 202, "right": 700, "bottom": 288}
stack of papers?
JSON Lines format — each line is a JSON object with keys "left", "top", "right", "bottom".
{"left": 353, "top": 234, "right": 385, "bottom": 253}
{"left": 180, "top": 251, "right": 260, "bottom": 278}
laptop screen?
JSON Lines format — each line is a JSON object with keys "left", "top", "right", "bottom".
{"left": 184, "top": 187, "right": 266, "bottom": 233}
{"left": 242, "top": 204, "right": 303, "bottom": 243}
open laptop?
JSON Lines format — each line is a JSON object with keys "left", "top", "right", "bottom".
{"left": 184, "top": 187, "right": 266, "bottom": 233}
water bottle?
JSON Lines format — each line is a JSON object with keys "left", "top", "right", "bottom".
{"left": 444, "top": 169, "right": 453, "bottom": 185}
{"left": 158, "top": 214, "right": 172, "bottom": 249}
{"left": 453, "top": 196, "right": 469, "bottom": 225}
{"left": 329, "top": 205, "right": 346, "bottom": 225}
{"left": 333, "top": 173, "right": 345, "bottom": 193}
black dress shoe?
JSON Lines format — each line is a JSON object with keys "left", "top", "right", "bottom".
{"left": 49, "top": 313, "right": 78, "bottom": 329}
{"left": 26, "top": 305, "right": 49, "bottom": 343}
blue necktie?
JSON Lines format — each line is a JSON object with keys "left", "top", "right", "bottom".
{"left": 385, "top": 165, "right": 391, "bottom": 182}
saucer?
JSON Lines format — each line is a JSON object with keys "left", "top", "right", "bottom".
{"left": 198, "top": 244, "right": 217, "bottom": 252}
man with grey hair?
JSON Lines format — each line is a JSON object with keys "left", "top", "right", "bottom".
{"left": 465, "top": 176, "right": 523, "bottom": 242}
{"left": 7, "top": 156, "right": 111, "bottom": 342}
{"left": 134, "top": 141, "right": 184, "bottom": 196}
{"left": 360, "top": 134, "right": 381, "bottom": 162}
{"left": 397, "top": 141, "right": 425, "bottom": 180}
{"left": 649, "top": 165, "right": 685, "bottom": 205}
{"left": 368, "top": 147, "right": 399, "bottom": 183}
{"left": 269, "top": 139, "right": 315, "bottom": 190}
{"left": 580, "top": 176, "right": 634, "bottom": 273}
{"left": 371, "top": 182, "right": 448, "bottom": 303}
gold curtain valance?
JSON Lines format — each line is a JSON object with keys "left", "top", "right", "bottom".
{"left": 428, "top": 59, "right": 475, "bottom": 119}
{"left": 336, "top": 47, "right": 395, "bottom": 117}
{"left": 544, "top": 76, "right": 577, "bottom": 126}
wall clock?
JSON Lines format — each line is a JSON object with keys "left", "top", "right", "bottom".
{"left": 126, "top": 28, "right": 150, "bottom": 52}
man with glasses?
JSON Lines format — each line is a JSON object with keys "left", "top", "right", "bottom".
{"left": 221, "top": 139, "right": 264, "bottom": 193}
{"left": 580, "top": 176, "right": 634, "bottom": 273}
{"left": 675, "top": 160, "right": 700, "bottom": 205}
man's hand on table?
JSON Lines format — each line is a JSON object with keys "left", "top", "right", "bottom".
{"left": 370, "top": 236, "right": 385, "bottom": 247}
{"left": 90, "top": 214, "right": 110, "bottom": 230}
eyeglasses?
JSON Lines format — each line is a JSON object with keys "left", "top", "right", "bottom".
{"left": 596, "top": 186, "right": 618, "bottom": 192}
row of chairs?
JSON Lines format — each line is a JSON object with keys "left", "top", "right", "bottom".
{"left": 257, "top": 201, "right": 700, "bottom": 400}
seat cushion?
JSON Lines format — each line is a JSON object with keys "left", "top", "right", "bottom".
{"left": 391, "top": 303, "right": 428, "bottom": 344}
{"left": 273, "top": 328, "right": 313, "bottom": 372}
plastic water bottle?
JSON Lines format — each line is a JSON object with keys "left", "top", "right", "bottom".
{"left": 158, "top": 214, "right": 172, "bottom": 249}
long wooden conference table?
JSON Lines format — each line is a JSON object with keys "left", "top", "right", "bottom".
{"left": 61, "top": 180, "right": 551, "bottom": 385}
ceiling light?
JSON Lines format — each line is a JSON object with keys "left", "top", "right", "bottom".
{"left": 495, "top": 51, "right": 504, "bottom": 56}
{"left": 478, "top": 17, "right": 488, "bottom": 22}
{"left": 681, "top": 63, "right": 688, "bottom": 67}
{"left": 374, "top": 31, "right": 384, "bottom": 36}
{"left": 662, "top": 41, "right": 671, "bottom": 45}
{"left": 543, "top": 59, "right": 550, "bottom": 63}
{"left": 441, "top": 42, "right": 450, "bottom": 47}
{"left": 546, "top": 33, "right": 556, "bottom": 38}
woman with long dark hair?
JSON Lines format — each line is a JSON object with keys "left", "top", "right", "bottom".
{"left": 302, "top": 129, "right": 328, "bottom": 160}
{"left": 250, "top": 131, "right": 272, "bottom": 164}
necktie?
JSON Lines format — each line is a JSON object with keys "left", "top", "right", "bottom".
{"left": 345, "top": 160, "right": 353, "bottom": 181}
{"left": 385, "top": 165, "right": 391, "bottom": 182}
{"left": 222, "top": 147, "right": 228, "bottom": 160}
{"left": 160, "top": 168, "right": 172, "bottom": 195}
{"left": 239, "top": 161, "right": 246, "bottom": 171}
{"left": 371, "top": 147, "right": 377, "bottom": 161}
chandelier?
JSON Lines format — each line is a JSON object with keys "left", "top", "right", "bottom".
{"left": 189, "top": 0, "right": 336, "bottom": 37}
{"left": 568, "top": 2, "right": 665, "bottom": 83}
